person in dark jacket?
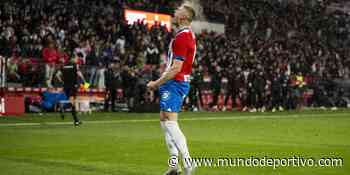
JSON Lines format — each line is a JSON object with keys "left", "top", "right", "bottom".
{"left": 254, "top": 70, "right": 266, "bottom": 111}
{"left": 122, "top": 67, "right": 138, "bottom": 110}
{"left": 247, "top": 69, "right": 256, "bottom": 111}
{"left": 209, "top": 69, "right": 222, "bottom": 109}
{"left": 188, "top": 68, "right": 203, "bottom": 111}
{"left": 104, "top": 62, "right": 123, "bottom": 112}
{"left": 271, "top": 71, "right": 283, "bottom": 112}
{"left": 224, "top": 69, "right": 240, "bottom": 110}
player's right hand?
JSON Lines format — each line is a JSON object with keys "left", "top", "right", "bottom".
{"left": 146, "top": 81, "right": 158, "bottom": 91}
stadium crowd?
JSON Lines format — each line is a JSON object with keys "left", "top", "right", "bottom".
{"left": 195, "top": 0, "right": 350, "bottom": 111}
{"left": 0, "top": 0, "right": 349, "bottom": 111}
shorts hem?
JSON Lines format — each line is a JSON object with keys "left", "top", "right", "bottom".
{"left": 160, "top": 109, "right": 181, "bottom": 113}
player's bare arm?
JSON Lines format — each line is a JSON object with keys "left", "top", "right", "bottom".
{"left": 147, "top": 60, "right": 184, "bottom": 90}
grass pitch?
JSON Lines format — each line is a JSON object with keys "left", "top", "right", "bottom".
{"left": 0, "top": 111, "right": 349, "bottom": 175}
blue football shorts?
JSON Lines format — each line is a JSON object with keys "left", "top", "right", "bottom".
{"left": 159, "top": 80, "right": 190, "bottom": 113}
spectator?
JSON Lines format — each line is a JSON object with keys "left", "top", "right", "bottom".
{"left": 122, "top": 67, "right": 138, "bottom": 110}
{"left": 105, "top": 62, "right": 123, "bottom": 112}
{"left": 42, "top": 41, "right": 58, "bottom": 87}
{"left": 145, "top": 43, "right": 160, "bottom": 65}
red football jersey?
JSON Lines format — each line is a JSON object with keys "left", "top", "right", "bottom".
{"left": 166, "top": 27, "right": 196, "bottom": 82}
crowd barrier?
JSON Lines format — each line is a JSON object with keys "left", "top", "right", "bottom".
{"left": 0, "top": 87, "right": 106, "bottom": 116}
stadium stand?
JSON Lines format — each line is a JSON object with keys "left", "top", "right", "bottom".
{"left": 0, "top": 0, "right": 349, "bottom": 113}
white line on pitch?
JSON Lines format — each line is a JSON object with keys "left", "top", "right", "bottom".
{"left": 0, "top": 113, "right": 348, "bottom": 127}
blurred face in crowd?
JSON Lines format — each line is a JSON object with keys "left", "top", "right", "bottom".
{"left": 48, "top": 42, "right": 55, "bottom": 49}
{"left": 114, "top": 63, "right": 121, "bottom": 70}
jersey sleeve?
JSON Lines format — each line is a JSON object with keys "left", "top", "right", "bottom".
{"left": 172, "top": 33, "right": 188, "bottom": 61}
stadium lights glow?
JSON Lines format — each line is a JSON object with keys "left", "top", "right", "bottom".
{"left": 124, "top": 9, "right": 172, "bottom": 31}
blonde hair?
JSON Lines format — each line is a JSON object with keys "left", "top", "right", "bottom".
{"left": 181, "top": 1, "right": 196, "bottom": 22}
{"left": 183, "top": 5, "right": 196, "bottom": 22}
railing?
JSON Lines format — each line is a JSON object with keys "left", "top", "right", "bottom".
{"left": 4, "top": 61, "right": 109, "bottom": 88}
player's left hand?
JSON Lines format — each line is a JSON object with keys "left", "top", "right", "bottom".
{"left": 147, "top": 81, "right": 158, "bottom": 90}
